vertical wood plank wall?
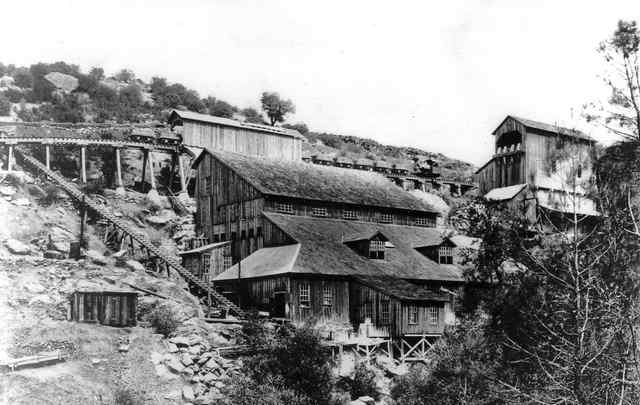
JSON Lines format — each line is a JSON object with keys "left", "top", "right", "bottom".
{"left": 182, "top": 121, "right": 302, "bottom": 161}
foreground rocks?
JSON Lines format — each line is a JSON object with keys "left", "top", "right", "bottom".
{"left": 156, "top": 334, "right": 242, "bottom": 404}
{"left": 5, "top": 238, "right": 31, "bottom": 255}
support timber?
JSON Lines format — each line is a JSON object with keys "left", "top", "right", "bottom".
{"left": 115, "top": 147, "right": 125, "bottom": 195}
{"left": 80, "top": 146, "right": 87, "bottom": 184}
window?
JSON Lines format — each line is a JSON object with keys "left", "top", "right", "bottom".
{"left": 427, "top": 306, "right": 439, "bottom": 326}
{"left": 363, "top": 301, "right": 374, "bottom": 321}
{"left": 415, "top": 217, "right": 435, "bottom": 227}
{"left": 369, "top": 240, "right": 385, "bottom": 259}
{"left": 343, "top": 209, "right": 358, "bottom": 220}
{"left": 381, "top": 300, "right": 390, "bottom": 324}
{"left": 299, "top": 283, "right": 311, "bottom": 308}
{"left": 312, "top": 207, "right": 328, "bottom": 217}
{"left": 322, "top": 285, "right": 333, "bottom": 306}
{"left": 408, "top": 305, "right": 418, "bottom": 325}
{"left": 438, "top": 246, "right": 454, "bottom": 265}
{"left": 223, "top": 255, "right": 232, "bottom": 269}
{"left": 322, "top": 284, "right": 332, "bottom": 318}
{"left": 577, "top": 164, "right": 583, "bottom": 178}
{"left": 276, "top": 202, "right": 294, "bottom": 214}
{"left": 379, "top": 213, "right": 393, "bottom": 223}
{"left": 202, "top": 253, "right": 211, "bottom": 273}
{"left": 204, "top": 176, "right": 212, "bottom": 195}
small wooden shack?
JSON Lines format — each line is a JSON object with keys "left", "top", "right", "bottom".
{"left": 70, "top": 291, "right": 138, "bottom": 327}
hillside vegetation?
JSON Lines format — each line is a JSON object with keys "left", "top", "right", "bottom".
{"left": 0, "top": 61, "right": 475, "bottom": 180}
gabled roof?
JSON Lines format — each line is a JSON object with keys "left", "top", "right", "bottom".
{"left": 342, "top": 230, "right": 388, "bottom": 243}
{"left": 214, "top": 214, "right": 461, "bottom": 286}
{"left": 169, "top": 109, "right": 303, "bottom": 139}
{"left": 493, "top": 115, "right": 594, "bottom": 142}
{"left": 353, "top": 275, "right": 451, "bottom": 302}
{"left": 215, "top": 244, "right": 300, "bottom": 280}
{"left": 484, "top": 184, "right": 528, "bottom": 202}
{"left": 195, "top": 150, "right": 438, "bottom": 213}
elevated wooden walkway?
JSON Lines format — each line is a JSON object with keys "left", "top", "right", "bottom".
{"left": 15, "top": 147, "right": 245, "bottom": 318}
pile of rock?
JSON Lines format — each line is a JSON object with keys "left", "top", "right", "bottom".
{"left": 157, "top": 334, "right": 243, "bottom": 404}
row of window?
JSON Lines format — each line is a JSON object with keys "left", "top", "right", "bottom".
{"left": 408, "top": 305, "right": 439, "bottom": 326}
{"left": 275, "top": 202, "right": 435, "bottom": 227}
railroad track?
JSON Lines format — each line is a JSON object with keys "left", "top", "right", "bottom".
{"left": 0, "top": 137, "right": 179, "bottom": 151}
{"left": 15, "top": 147, "right": 245, "bottom": 318}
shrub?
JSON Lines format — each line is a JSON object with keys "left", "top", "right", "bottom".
{"left": 350, "top": 363, "right": 379, "bottom": 400}
{"left": 244, "top": 324, "right": 334, "bottom": 405}
{"left": 0, "top": 93, "right": 11, "bottom": 116}
{"left": 147, "top": 305, "right": 179, "bottom": 337}
{"left": 221, "top": 375, "right": 312, "bottom": 405}
{"left": 41, "top": 184, "right": 61, "bottom": 206}
{"left": 113, "top": 386, "right": 142, "bottom": 405}
{"left": 241, "top": 311, "right": 271, "bottom": 348}
{"left": 390, "top": 364, "right": 431, "bottom": 405}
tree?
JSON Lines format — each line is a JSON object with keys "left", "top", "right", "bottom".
{"left": 12, "top": 67, "right": 33, "bottom": 89}
{"left": 204, "top": 96, "right": 237, "bottom": 118}
{"left": 0, "top": 93, "right": 11, "bottom": 116}
{"left": 586, "top": 20, "right": 640, "bottom": 140}
{"left": 89, "top": 67, "right": 104, "bottom": 81}
{"left": 241, "top": 107, "right": 266, "bottom": 124}
{"left": 261, "top": 92, "right": 295, "bottom": 126}
{"left": 114, "top": 69, "right": 135, "bottom": 83}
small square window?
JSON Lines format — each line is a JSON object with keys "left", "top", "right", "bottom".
{"left": 427, "top": 306, "right": 439, "bottom": 326}
{"left": 415, "top": 217, "right": 435, "bottom": 227}
{"left": 438, "top": 246, "right": 453, "bottom": 265}
{"left": 381, "top": 300, "right": 390, "bottom": 324}
{"left": 379, "top": 213, "right": 393, "bottom": 223}
{"left": 276, "top": 203, "right": 294, "bottom": 214}
{"left": 223, "top": 255, "right": 232, "bottom": 269}
{"left": 299, "top": 282, "right": 311, "bottom": 308}
{"left": 369, "top": 240, "right": 385, "bottom": 259}
{"left": 322, "top": 285, "right": 333, "bottom": 306}
{"left": 408, "top": 305, "right": 418, "bottom": 325}
{"left": 312, "top": 207, "right": 328, "bottom": 217}
{"left": 202, "top": 253, "right": 211, "bottom": 272}
{"left": 343, "top": 209, "right": 358, "bottom": 220}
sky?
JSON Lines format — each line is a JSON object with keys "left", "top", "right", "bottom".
{"left": 1, "top": 0, "right": 639, "bottom": 165}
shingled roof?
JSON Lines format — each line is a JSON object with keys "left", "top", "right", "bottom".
{"left": 169, "top": 109, "right": 303, "bottom": 139}
{"left": 494, "top": 115, "right": 594, "bottom": 142}
{"left": 214, "top": 213, "right": 460, "bottom": 283}
{"left": 198, "top": 150, "right": 438, "bottom": 213}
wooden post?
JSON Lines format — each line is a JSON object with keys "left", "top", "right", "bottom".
{"left": 7, "top": 145, "right": 13, "bottom": 172}
{"left": 79, "top": 196, "right": 87, "bottom": 250}
{"left": 148, "top": 151, "right": 156, "bottom": 190}
{"left": 115, "top": 148, "right": 124, "bottom": 190}
{"left": 45, "top": 145, "right": 50, "bottom": 170}
{"left": 178, "top": 155, "right": 187, "bottom": 193}
{"left": 168, "top": 153, "right": 177, "bottom": 192}
{"left": 80, "top": 146, "right": 87, "bottom": 184}
{"left": 141, "top": 150, "right": 148, "bottom": 192}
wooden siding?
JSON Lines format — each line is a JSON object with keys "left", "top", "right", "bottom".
{"left": 70, "top": 291, "right": 137, "bottom": 327}
{"left": 181, "top": 244, "right": 230, "bottom": 283}
{"left": 289, "top": 277, "right": 350, "bottom": 323}
{"left": 196, "top": 153, "right": 265, "bottom": 263}
{"left": 476, "top": 117, "right": 594, "bottom": 194}
{"left": 349, "top": 282, "right": 447, "bottom": 337}
{"left": 263, "top": 197, "right": 438, "bottom": 228}
{"left": 182, "top": 121, "right": 302, "bottom": 161}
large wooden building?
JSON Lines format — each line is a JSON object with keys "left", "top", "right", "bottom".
{"left": 189, "top": 148, "right": 467, "bottom": 355}
{"left": 168, "top": 110, "right": 303, "bottom": 161}
{"left": 474, "top": 116, "right": 599, "bottom": 223}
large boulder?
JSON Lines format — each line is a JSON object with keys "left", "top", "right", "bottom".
{"left": 85, "top": 249, "right": 108, "bottom": 265}
{"left": 124, "top": 259, "right": 145, "bottom": 272}
{"left": 5, "top": 239, "right": 30, "bottom": 255}
{"left": 182, "top": 385, "right": 195, "bottom": 402}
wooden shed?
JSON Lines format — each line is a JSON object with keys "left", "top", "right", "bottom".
{"left": 70, "top": 291, "right": 138, "bottom": 327}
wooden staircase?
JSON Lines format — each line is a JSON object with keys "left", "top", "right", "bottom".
{"left": 15, "top": 147, "right": 245, "bottom": 318}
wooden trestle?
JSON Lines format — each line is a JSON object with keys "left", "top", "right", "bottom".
{"left": 15, "top": 147, "right": 245, "bottom": 318}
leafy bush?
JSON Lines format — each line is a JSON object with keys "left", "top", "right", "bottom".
{"left": 241, "top": 311, "right": 272, "bottom": 347}
{"left": 147, "top": 305, "right": 179, "bottom": 337}
{"left": 243, "top": 324, "right": 334, "bottom": 405}
{"left": 221, "top": 375, "right": 312, "bottom": 405}
{"left": 350, "top": 363, "right": 379, "bottom": 400}
{"left": 0, "top": 93, "right": 11, "bottom": 116}
{"left": 113, "top": 386, "right": 142, "bottom": 405}
{"left": 390, "top": 364, "right": 431, "bottom": 405}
